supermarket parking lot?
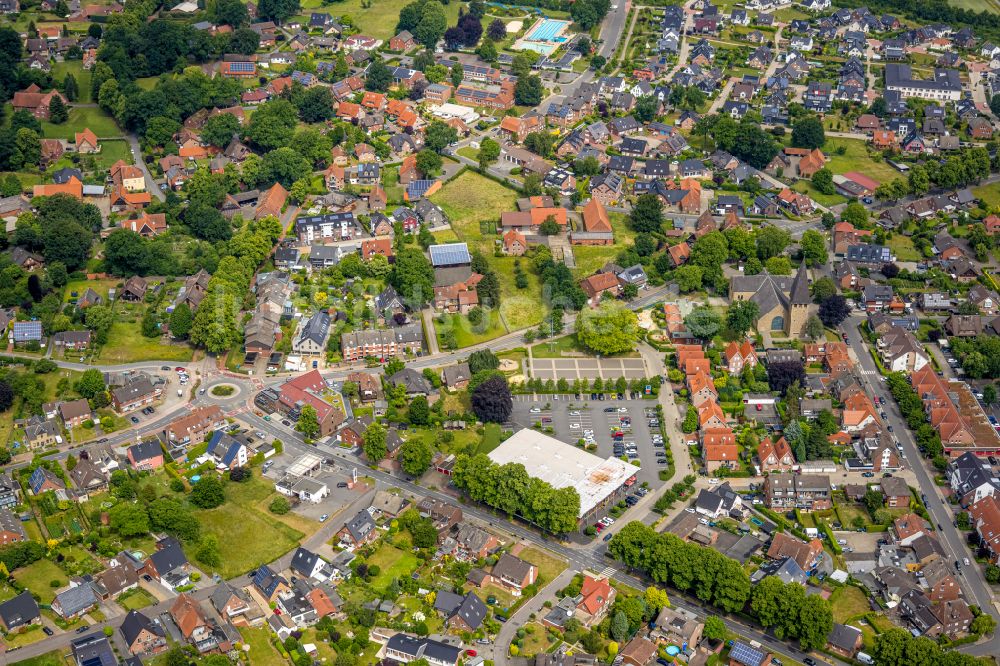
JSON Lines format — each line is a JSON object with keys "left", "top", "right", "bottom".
{"left": 508, "top": 394, "right": 663, "bottom": 485}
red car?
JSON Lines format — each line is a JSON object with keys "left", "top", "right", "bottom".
{"left": 467, "top": 651, "right": 477, "bottom": 658}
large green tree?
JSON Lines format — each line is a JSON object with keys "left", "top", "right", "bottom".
{"left": 363, "top": 421, "right": 388, "bottom": 462}
{"left": 576, "top": 302, "right": 639, "bottom": 355}
{"left": 399, "top": 438, "right": 433, "bottom": 476}
{"left": 791, "top": 116, "right": 826, "bottom": 149}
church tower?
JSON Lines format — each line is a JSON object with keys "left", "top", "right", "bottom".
{"left": 787, "top": 264, "right": 811, "bottom": 335}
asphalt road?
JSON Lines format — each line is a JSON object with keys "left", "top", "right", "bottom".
{"left": 240, "top": 411, "right": 852, "bottom": 666}
{"left": 843, "top": 314, "right": 1000, "bottom": 656}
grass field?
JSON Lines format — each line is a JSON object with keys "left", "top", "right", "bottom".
{"left": 50, "top": 60, "right": 94, "bottom": 103}
{"left": 90, "top": 139, "right": 133, "bottom": 170}
{"left": 437, "top": 310, "right": 507, "bottom": 348}
{"left": 430, "top": 170, "right": 545, "bottom": 331}
{"left": 830, "top": 585, "right": 871, "bottom": 623}
{"left": 2, "top": 650, "right": 62, "bottom": 666}
{"left": 197, "top": 502, "right": 304, "bottom": 578}
{"left": 531, "top": 333, "right": 584, "bottom": 358}
{"left": 948, "top": 0, "right": 1000, "bottom": 11}
{"left": 517, "top": 546, "right": 566, "bottom": 583}
{"left": 64, "top": 279, "right": 119, "bottom": 304}
{"left": 974, "top": 181, "right": 1000, "bottom": 209}
{"left": 11, "top": 559, "right": 68, "bottom": 604}
{"left": 430, "top": 171, "right": 519, "bottom": 256}
{"left": 570, "top": 213, "right": 635, "bottom": 278}
{"left": 791, "top": 180, "right": 848, "bottom": 208}
{"left": 887, "top": 235, "right": 921, "bottom": 262}
{"left": 239, "top": 626, "right": 289, "bottom": 666}
{"left": 822, "top": 137, "right": 900, "bottom": 185}
{"left": 297, "top": 0, "right": 464, "bottom": 40}
{"left": 118, "top": 587, "right": 157, "bottom": 611}
{"left": 41, "top": 106, "right": 122, "bottom": 140}
{"left": 368, "top": 543, "right": 421, "bottom": 588}
{"left": 194, "top": 475, "right": 315, "bottom": 577}
{"left": 97, "top": 321, "right": 194, "bottom": 363}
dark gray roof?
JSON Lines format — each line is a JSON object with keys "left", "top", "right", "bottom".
{"left": 789, "top": 264, "right": 810, "bottom": 305}
{"left": 148, "top": 540, "right": 187, "bottom": 576}
{"left": 54, "top": 583, "right": 98, "bottom": 617}
{"left": 389, "top": 368, "right": 433, "bottom": 394}
{"left": 120, "top": 609, "right": 163, "bottom": 646}
{"left": 290, "top": 547, "right": 321, "bottom": 577}
{"left": 454, "top": 591, "right": 487, "bottom": 629}
{"left": 0, "top": 591, "right": 39, "bottom": 629}
{"left": 298, "top": 311, "right": 331, "bottom": 346}
{"left": 385, "top": 634, "right": 464, "bottom": 665}
{"left": 71, "top": 633, "right": 116, "bottom": 666}
{"left": 345, "top": 509, "right": 376, "bottom": 543}
{"left": 827, "top": 623, "right": 862, "bottom": 652}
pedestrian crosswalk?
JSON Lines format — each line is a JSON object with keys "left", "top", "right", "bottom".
{"left": 858, "top": 368, "right": 881, "bottom": 377}
{"left": 598, "top": 566, "right": 617, "bottom": 579}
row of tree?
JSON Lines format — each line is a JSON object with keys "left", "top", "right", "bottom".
{"left": 452, "top": 452, "right": 580, "bottom": 534}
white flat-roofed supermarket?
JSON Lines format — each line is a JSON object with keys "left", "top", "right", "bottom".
{"left": 487, "top": 428, "right": 636, "bottom": 519}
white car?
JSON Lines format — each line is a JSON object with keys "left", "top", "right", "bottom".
{"left": 530, "top": 407, "right": 541, "bottom": 413}
{"left": 618, "top": 407, "right": 628, "bottom": 413}
{"left": 570, "top": 410, "right": 581, "bottom": 416}
{"left": 685, "top": 507, "right": 695, "bottom": 513}
{"left": 708, "top": 478, "right": 719, "bottom": 485}
{"left": 570, "top": 423, "right": 580, "bottom": 429}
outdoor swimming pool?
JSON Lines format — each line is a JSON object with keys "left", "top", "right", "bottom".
{"left": 514, "top": 17, "right": 572, "bottom": 54}
{"left": 527, "top": 18, "right": 570, "bottom": 42}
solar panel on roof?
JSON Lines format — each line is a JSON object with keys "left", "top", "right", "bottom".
{"left": 429, "top": 243, "right": 471, "bottom": 267}
{"left": 730, "top": 642, "right": 765, "bottom": 666}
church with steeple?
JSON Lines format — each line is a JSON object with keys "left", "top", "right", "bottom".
{"left": 728, "top": 264, "right": 811, "bottom": 336}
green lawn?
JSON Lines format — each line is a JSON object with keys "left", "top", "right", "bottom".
{"left": 50, "top": 60, "right": 94, "bottom": 103}
{"left": 974, "top": 181, "right": 1000, "bottom": 208}
{"left": 830, "top": 585, "right": 871, "bottom": 623}
{"left": 11, "top": 559, "right": 68, "bottom": 604}
{"left": 367, "top": 543, "right": 421, "bottom": 588}
{"left": 90, "top": 139, "right": 133, "bottom": 170}
{"left": 96, "top": 321, "right": 194, "bottom": 363}
{"left": 493, "top": 255, "right": 544, "bottom": 330}
{"left": 822, "top": 137, "right": 900, "bottom": 185}
{"left": 297, "top": 0, "right": 464, "bottom": 39}
{"left": 0, "top": 171, "right": 42, "bottom": 192}
{"left": 64, "top": 279, "right": 119, "bottom": 304}
{"left": 531, "top": 333, "right": 584, "bottom": 358}
{"left": 5, "top": 626, "right": 49, "bottom": 649}
{"left": 887, "top": 235, "right": 921, "bottom": 262}
{"left": 430, "top": 170, "right": 519, "bottom": 257}
{"left": 570, "top": 212, "right": 636, "bottom": 278}
{"left": 517, "top": 546, "right": 566, "bottom": 583}
{"left": 197, "top": 500, "right": 305, "bottom": 578}
{"left": 791, "top": 180, "right": 848, "bottom": 208}
{"left": 238, "top": 626, "right": 289, "bottom": 666}
{"left": 118, "top": 587, "right": 157, "bottom": 611}
{"left": 430, "top": 171, "right": 538, "bottom": 331}
{"left": 4, "top": 649, "right": 63, "bottom": 666}
{"left": 948, "top": 0, "right": 1000, "bottom": 11}
{"left": 436, "top": 310, "right": 507, "bottom": 348}
{"left": 41, "top": 106, "right": 122, "bottom": 140}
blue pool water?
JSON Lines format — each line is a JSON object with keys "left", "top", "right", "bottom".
{"left": 527, "top": 18, "right": 569, "bottom": 42}
{"left": 666, "top": 646, "right": 680, "bottom": 656}
{"left": 191, "top": 475, "right": 201, "bottom": 483}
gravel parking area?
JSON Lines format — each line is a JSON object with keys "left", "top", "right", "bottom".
{"left": 508, "top": 393, "right": 664, "bottom": 486}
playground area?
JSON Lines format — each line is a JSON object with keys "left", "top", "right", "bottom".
{"left": 513, "top": 17, "right": 572, "bottom": 54}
